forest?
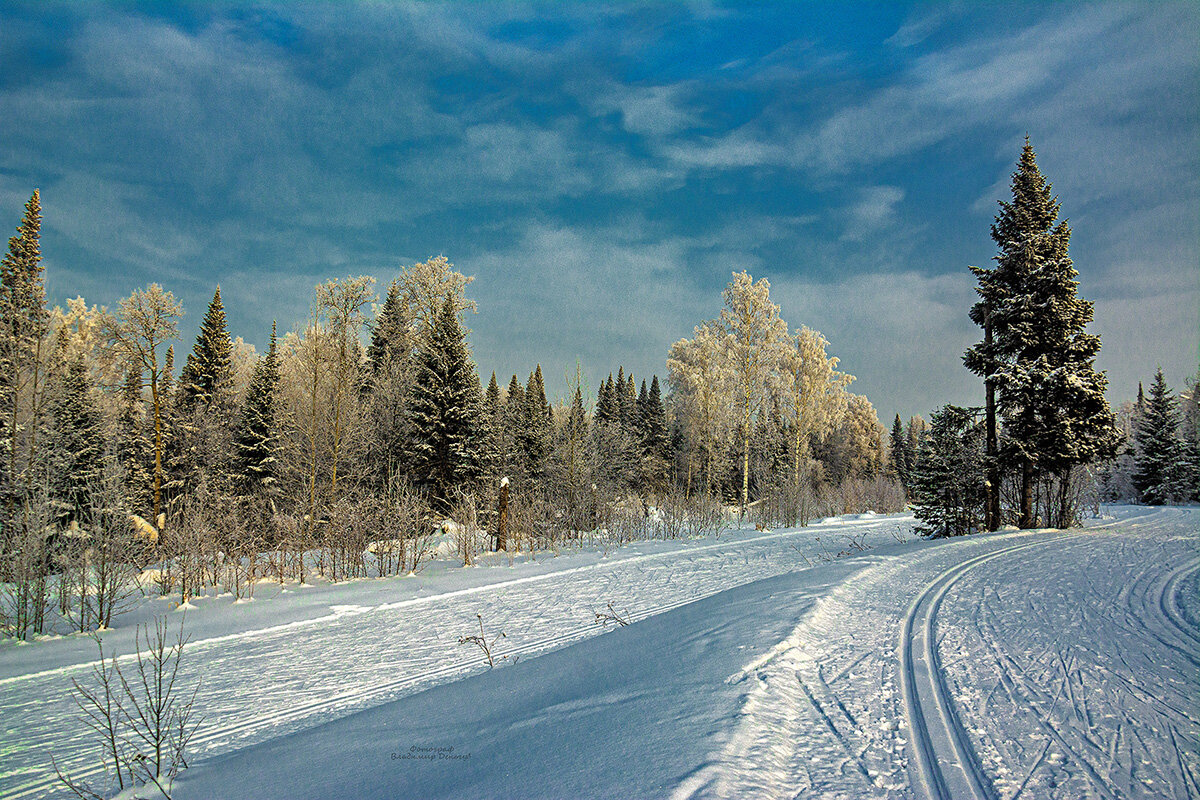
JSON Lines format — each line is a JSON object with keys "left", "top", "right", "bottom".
{"left": 0, "top": 142, "right": 1196, "bottom": 641}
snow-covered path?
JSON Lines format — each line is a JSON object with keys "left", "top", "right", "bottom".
{"left": 680, "top": 506, "right": 1199, "bottom": 800}
{"left": 0, "top": 515, "right": 910, "bottom": 800}
{"left": 3, "top": 507, "right": 1195, "bottom": 800}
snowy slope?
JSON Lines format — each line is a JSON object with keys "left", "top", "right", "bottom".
{"left": 0, "top": 514, "right": 913, "bottom": 800}
{"left": 3, "top": 507, "right": 1196, "bottom": 800}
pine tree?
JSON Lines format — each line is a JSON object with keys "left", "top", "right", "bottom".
{"left": 475, "top": 372, "right": 503, "bottom": 485}
{"left": 964, "top": 139, "right": 1118, "bottom": 528}
{"left": 519, "top": 365, "right": 553, "bottom": 486}
{"left": 116, "top": 366, "right": 153, "bottom": 517}
{"left": 614, "top": 367, "right": 629, "bottom": 425}
{"left": 362, "top": 283, "right": 413, "bottom": 490}
{"left": 1, "top": 189, "right": 50, "bottom": 511}
{"left": 178, "top": 287, "right": 233, "bottom": 410}
{"left": 558, "top": 384, "right": 591, "bottom": 512}
{"left": 46, "top": 355, "right": 106, "bottom": 526}
{"left": 407, "top": 297, "right": 480, "bottom": 506}
{"left": 367, "top": 280, "right": 411, "bottom": 371}
{"left": 498, "top": 375, "right": 526, "bottom": 484}
{"left": 232, "top": 322, "right": 280, "bottom": 496}
{"left": 595, "top": 374, "right": 615, "bottom": 424}
{"left": 640, "top": 375, "right": 669, "bottom": 491}
{"left": 910, "top": 405, "right": 987, "bottom": 537}
{"left": 1181, "top": 371, "right": 1200, "bottom": 501}
{"left": 1132, "top": 369, "right": 1185, "bottom": 505}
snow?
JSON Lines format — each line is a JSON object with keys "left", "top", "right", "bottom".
{"left": 1, "top": 506, "right": 1196, "bottom": 800}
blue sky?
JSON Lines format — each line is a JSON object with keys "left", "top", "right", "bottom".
{"left": 1, "top": 1, "right": 1196, "bottom": 422}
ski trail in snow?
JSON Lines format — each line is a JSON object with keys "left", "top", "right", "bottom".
{"left": 680, "top": 507, "right": 1198, "bottom": 800}
{"left": 899, "top": 534, "right": 1086, "bottom": 800}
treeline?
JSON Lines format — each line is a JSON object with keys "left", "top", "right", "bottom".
{"left": 0, "top": 192, "right": 904, "bottom": 640}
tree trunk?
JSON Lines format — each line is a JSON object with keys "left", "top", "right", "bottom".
{"left": 1018, "top": 459, "right": 1034, "bottom": 528}
{"left": 983, "top": 313, "right": 1001, "bottom": 531}
{"left": 741, "top": 428, "right": 750, "bottom": 517}
{"left": 151, "top": 369, "right": 163, "bottom": 524}
{"left": 496, "top": 478, "right": 508, "bottom": 552}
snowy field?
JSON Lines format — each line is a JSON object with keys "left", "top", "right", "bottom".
{"left": 1, "top": 506, "right": 1196, "bottom": 799}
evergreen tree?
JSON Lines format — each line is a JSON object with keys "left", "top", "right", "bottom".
{"left": 367, "top": 280, "right": 411, "bottom": 371}
{"left": 500, "top": 375, "right": 526, "bottom": 483}
{"left": 46, "top": 355, "right": 106, "bottom": 526}
{"left": 614, "top": 367, "right": 628, "bottom": 424}
{"left": 623, "top": 374, "right": 637, "bottom": 429}
{"left": 595, "top": 374, "right": 615, "bottom": 424}
{"left": 910, "top": 405, "right": 986, "bottom": 537}
{"left": 1181, "top": 371, "right": 1200, "bottom": 501}
{"left": 964, "top": 139, "right": 1118, "bottom": 528}
{"left": 362, "top": 284, "right": 413, "bottom": 489}
{"left": 407, "top": 297, "right": 480, "bottom": 506}
{"left": 232, "top": 322, "right": 280, "bottom": 496}
{"left": 178, "top": 287, "right": 233, "bottom": 410}
{"left": 636, "top": 379, "right": 649, "bottom": 434}
{"left": 1, "top": 189, "right": 49, "bottom": 511}
{"left": 556, "top": 384, "right": 591, "bottom": 518}
{"left": 1132, "top": 368, "right": 1185, "bottom": 505}
{"left": 640, "top": 375, "right": 669, "bottom": 490}
{"left": 116, "top": 366, "right": 153, "bottom": 518}
{"left": 475, "top": 372, "right": 503, "bottom": 486}
{"left": 519, "top": 365, "right": 553, "bottom": 486}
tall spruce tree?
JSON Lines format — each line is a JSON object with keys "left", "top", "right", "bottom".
{"left": 475, "top": 372, "right": 503, "bottom": 486}
{"left": 1132, "top": 369, "right": 1185, "bottom": 505}
{"left": 596, "top": 374, "right": 615, "bottom": 424}
{"left": 1, "top": 189, "right": 49, "bottom": 511}
{"left": 232, "top": 322, "right": 280, "bottom": 496}
{"left": 500, "top": 375, "right": 526, "bottom": 483}
{"left": 407, "top": 297, "right": 480, "bottom": 506}
{"left": 363, "top": 282, "right": 414, "bottom": 489}
{"left": 178, "top": 287, "right": 233, "bottom": 410}
{"left": 367, "top": 280, "right": 411, "bottom": 371}
{"left": 640, "top": 375, "right": 669, "bottom": 491}
{"left": 1182, "top": 371, "right": 1200, "bottom": 501}
{"left": 46, "top": 355, "right": 106, "bottom": 526}
{"left": 965, "top": 139, "right": 1118, "bottom": 528}
{"left": 520, "top": 365, "right": 553, "bottom": 486}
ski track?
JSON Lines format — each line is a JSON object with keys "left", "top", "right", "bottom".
{"left": 0, "top": 518, "right": 903, "bottom": 800}
{"left": 942, "top": 507, "right": 1199, "bottom": 800}
{"left": 679, "top": 506, "right": 1199, "bottom": 800}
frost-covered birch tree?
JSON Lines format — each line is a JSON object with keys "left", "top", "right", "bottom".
{"left": 667, "top": 319, "right": 733, "bottom": 496}
{"left": 104, "top": 285, "right": 182, "bottom": 525}
{"left": 783, "top": 326, "right": 853, "bottom": 487}
{"left": 720, "top": 271, "right": 787, "bottom": 514}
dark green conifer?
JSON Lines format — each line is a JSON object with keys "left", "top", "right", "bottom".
{"left": 1132, "top": 368, "right": 1186, "bottom": 505}
{"left": 232, "top": 322, "right": 280, "bottom": 496}
{"left": 178, "top": 287, "right": 233, "bottom": 410}
{"left": 46, "top": 355, "right": 106, "bottom": 526}
{"left": 964, "top": 139, "right": 1118, "bottom": 527}
{"left": 407, "top": 297, "right": 480, "bottom": 506}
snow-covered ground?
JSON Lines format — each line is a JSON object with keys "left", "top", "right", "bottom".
{"left": 1, "top": 506, "right": 1196, "bottom": 799}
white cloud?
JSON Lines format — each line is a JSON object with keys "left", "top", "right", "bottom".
{"left": 841, "top": 186, "right": 905, "bottom": 242}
